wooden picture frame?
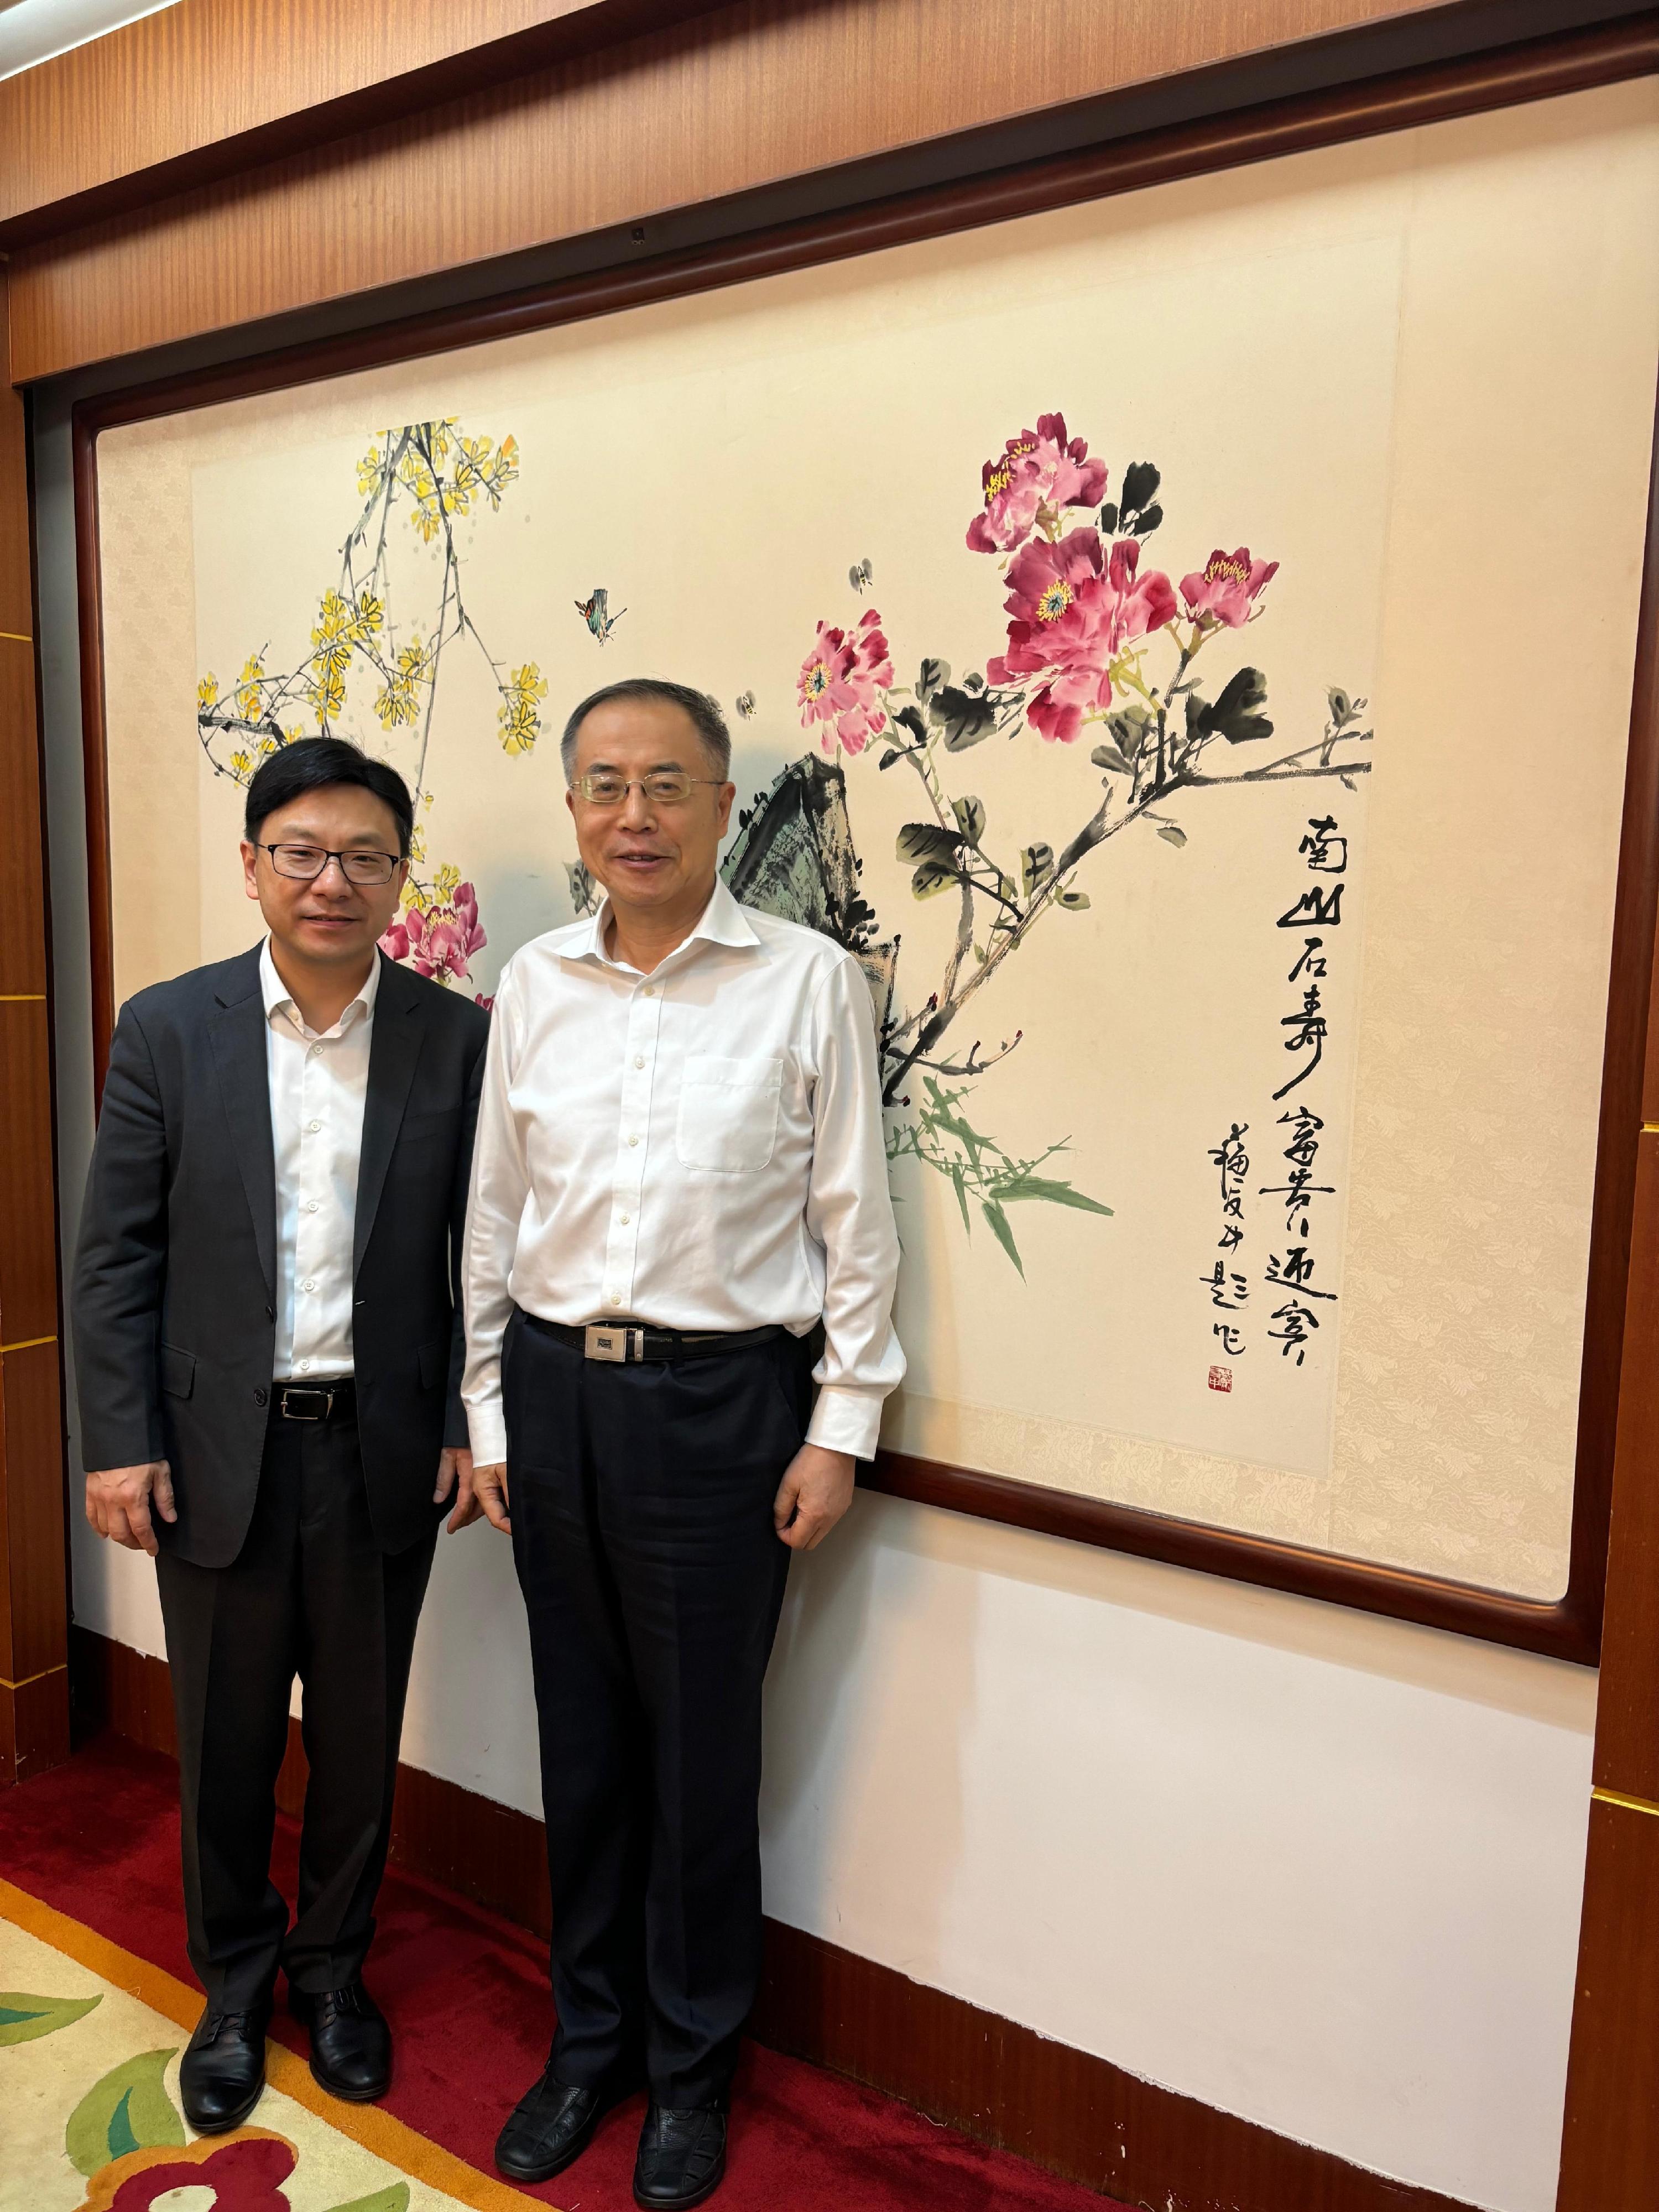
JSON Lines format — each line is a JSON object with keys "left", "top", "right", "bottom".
{"left": 71, "top": 12, "right": 1659, "bottom": 1666}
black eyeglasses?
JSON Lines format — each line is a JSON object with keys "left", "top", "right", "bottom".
{"left": 259, "top": 843, "right": 403, "bottom": 885}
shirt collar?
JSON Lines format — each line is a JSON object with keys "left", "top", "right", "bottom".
{"left": 564, "top": 878, "right": 761, "bottom": 971}
{"left": 259, "top": 937, "right": 382, "bottom": 1036}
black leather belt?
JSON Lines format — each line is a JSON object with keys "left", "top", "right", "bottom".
{"left": 271, "top": 1378, "right": 356, "bottom": 1422}
{"left": 525, "top": 1314, "right": 786, "bottom": 1365}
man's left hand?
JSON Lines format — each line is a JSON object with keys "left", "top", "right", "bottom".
{"left": 435, "top": 1446, "right": 477, "bottom": 1532}
{"left": 773, "top": 1443, "right": 856, "bottom": 1552}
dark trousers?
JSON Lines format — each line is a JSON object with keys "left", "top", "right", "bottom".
{"left": 505, "top": 1310, "right": 803, "bottom": 2106}
{"left": 155, "top": 1408, "right": 436, "bottom": 2010}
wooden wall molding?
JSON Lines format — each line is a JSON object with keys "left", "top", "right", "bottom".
{"left": 9, "top": 0, "right": 1645, "bottom": 385}
{"left": 1555, "top": 367, "right": 1659, "bottom": 2212}
{"left": 66, "top": 12, "right": 1659, "bottom": 1661}
{"left": 0, "top": 265, "right": 69, "bottom": 1788}
{"left": 70, "top": 1624, "right": 1478, "bottom": 2212}
{"left": 0, "top": 0, "right": 734, "bottom": 252}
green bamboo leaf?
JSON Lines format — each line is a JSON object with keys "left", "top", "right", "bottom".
{"left": 949, "top": 1164, "right": 971, "bottom": 1235}
{"left": 66, "top": 2049, "right": 185, "bottom": 2177}
{"left": 995, "top": 1176, "right": 1114, "bottom": 1216}
{"left": 0, "top": 1991, "right": 102, "bottom": 2047}
{"left": 980, "top": 1199, "right": 1025, "bottom": 1276}
{"left": 325, "top": 2189, "right": 412, "bottom": 2212}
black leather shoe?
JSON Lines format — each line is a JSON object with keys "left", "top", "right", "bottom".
{"left": 634, "top": 2103, "right": 727, "bottom": 2209}
{"left": 288, "top": 1980, "right": 391, "bottom": 2101}
{"left": 496, "top": 2060, "right": 638, "bottom": 2183}
{"left": 179, "top": 2001, "right": 269, "bottom": 2133}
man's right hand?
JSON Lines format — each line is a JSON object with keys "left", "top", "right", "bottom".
{"left": 85, "top": 1461, "right": 177, "bottom": 1556}
{"left": 461, "top": 1461, "right": 512, "bottom": 1535}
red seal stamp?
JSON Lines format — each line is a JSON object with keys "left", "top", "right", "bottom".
{"left": 1208, "top": 1365, "right": 1233, "bottom": 1393}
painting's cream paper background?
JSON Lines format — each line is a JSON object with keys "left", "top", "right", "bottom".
{"left": 95, "top": 81, "right": 1659, "bottom": 1599}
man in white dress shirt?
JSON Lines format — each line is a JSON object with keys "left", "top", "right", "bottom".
{"left": 74, "top": 739, "right": 488, "bottom": 2132}
{"left": 460, "top": 679, "right": 903, "bottom": 2208}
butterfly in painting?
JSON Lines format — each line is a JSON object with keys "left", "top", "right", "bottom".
{"left": 735, "top": 691, "right": 757, "bottom": 719}
{"left": 575, "top": 588, "right": 626, "bottom": 643}
{"left": 848, "top": 557, "right": 873, "bottom": 594}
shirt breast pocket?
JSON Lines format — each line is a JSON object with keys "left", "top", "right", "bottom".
{"left": 675, "top": 1052, "right": 784, "bottom": 1175}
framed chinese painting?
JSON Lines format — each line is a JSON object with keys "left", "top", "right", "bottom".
{"left": 77, "top": 68, "right": 1659, "bottom": 1657}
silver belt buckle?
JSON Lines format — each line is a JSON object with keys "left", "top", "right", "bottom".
{"left": 279, "top": 1385, "right": 331, "bottom": 1421}
{"left": 584, "top": 1323, "right": 638, "bottom": 1363}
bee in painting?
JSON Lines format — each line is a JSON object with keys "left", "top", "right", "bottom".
{"left": 575, "top": 588, "right": 626, "bottom": 644}
{"left": 735, "top": 691, "right": 757, "bottom": 719}
{"left": 848, "top": 557, "right": 873, "bottom": 594}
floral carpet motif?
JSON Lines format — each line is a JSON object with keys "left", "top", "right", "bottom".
{"left": 0, "top": 1878, "right": 533, "bottom": 2212}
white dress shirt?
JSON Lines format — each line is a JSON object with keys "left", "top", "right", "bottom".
{"left": 462, "top": 879, "right": 905, "bottom": 1465}
{"left": 260, "top": 939, "right": 378, "bottom": 1381}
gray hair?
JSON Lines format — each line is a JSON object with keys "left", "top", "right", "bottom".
{"left": 561, "top": 679, "right": 732, "bottom": 779}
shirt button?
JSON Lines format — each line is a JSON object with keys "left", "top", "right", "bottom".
{"left": 307, "top": 1119, "right": 321, "bottom": 1134}
{"left": 299, "top": 1358, "right": 312, "bottom": 1371}
{"left": 628, "top": 1134, "right": 639, "bottom": 1147}
{"left": 608, "top": 1291, "right": 622, "bottom": 1305}
{"left": 306, "top": 1201, "right": 319, "bottom": 1214}
{"left": 309, "top": 1044, "right": 322, "bottom": 1058}
{"left": 620, "top": 1214, "right": 630, "bottom": 1226}
{"left": 642, "top": 985, "right": 655, "bottom": 998}
{"left": 634, "top": 1055, "right": 645, "bottom": 1069}
{"left": 301, "top": 1279, "right": 316, "bottom": 1292}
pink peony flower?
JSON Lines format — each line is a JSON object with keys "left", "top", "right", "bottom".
{"left": 797, "top": 607, "right": 895, "bottom": 755}
{"left": 966, "top": 413, "right": 1109, "bottom": 555}
{"left": 380, "top": 881, "right": 487, "bottom": 985}
{"left": 1180, "top": 546, "right": 1279, "bottom": 628}
{"left": 987, "top": 529, "right": 1176, "bottom": 743}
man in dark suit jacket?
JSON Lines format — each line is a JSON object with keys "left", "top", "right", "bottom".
{"left": 73, "top": 737, "right": 489, "bottom": 2134}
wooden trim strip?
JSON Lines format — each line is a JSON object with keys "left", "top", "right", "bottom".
{"left": 0, "top": 994, "right": 47, "bottom": 1002}
{"left": 68, "top": 1627, "right": 1480, "bottom": 2212}
{"left": 0, "top": 1333, "right": 58, "bottom": 1352}
{"left": 0, "top": 627, "right": 30, "bottom": 641}
{"left": 0, "top": 1662, "right": 66, "bottom": 1691}
{"left": 1592, "top": 1785, "right": 1659, "bottom": 1818}
{"left": 0, "top": 1875, "right": 546, "bottom": 2211}
{"left": 66, "top": 15, "right": 1659, "bottom": 1657}
{"left": 865, "top": 1452, "right": 1596, "bottom": 1661}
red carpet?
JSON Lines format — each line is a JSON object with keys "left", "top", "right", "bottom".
{"left": 0, "top": 1735, "right": 1127, "bottom": 2210}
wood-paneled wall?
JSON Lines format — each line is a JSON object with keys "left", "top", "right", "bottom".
{"left": 1556, "top": 396, "right": 1659, "bottom": 2211}
{"left": 7, "top": 0, "right": 1486, "bottom": 384}
{"left": 0, "top": 0, "right": 729, "bottom": 248}
{"left": 0, "top": 265, "right": 68, "bottom": 1786}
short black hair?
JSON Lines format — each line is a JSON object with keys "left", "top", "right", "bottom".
{"left": 244, "top": 737, "right": 415, "bottom": 856}
{"left": 561, "top": 679, "right": 731, "bottom": 780}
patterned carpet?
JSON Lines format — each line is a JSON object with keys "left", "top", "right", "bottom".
{"left": 0, "top": 1735, "right": 1130, "bottom": 2211}
{"left": 2, "top": 1876, "right": 509, "bottom": 2210}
